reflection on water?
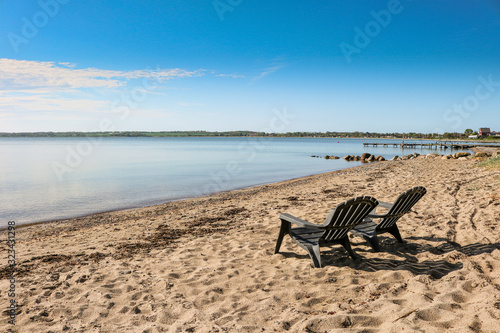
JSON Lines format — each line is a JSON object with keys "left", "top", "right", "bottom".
{"left": 0, "top": 137, "right": 472, "bottom": 226}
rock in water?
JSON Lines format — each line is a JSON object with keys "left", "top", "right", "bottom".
{"left": 454, "top": 152, "right": 471, "bottom": 159}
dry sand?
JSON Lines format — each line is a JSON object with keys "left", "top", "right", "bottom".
{"left": 1, "top": 157, "right": 500, "bottom": 332}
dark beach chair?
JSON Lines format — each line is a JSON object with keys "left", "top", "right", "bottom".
{"left": 351, "top": 186, "right": 427, "bottom": 252}
{"left": 275, "top": 196, "right": 378, "bottom": 268}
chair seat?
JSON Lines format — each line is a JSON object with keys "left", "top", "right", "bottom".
{"left": 290, "top": 228, "right": 325, "bottom": 246}
{"left": 351, "top": 220, "right": 377, "bottom": 238}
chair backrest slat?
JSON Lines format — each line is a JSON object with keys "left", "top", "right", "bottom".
{"left": 377, "top": 186, "right": 427, "bottom": 230}
{"left": 322, "top": 196, "right": 378, "bottom": 241}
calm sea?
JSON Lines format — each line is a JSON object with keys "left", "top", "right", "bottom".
{"left": 0, "top": 137, "right": 472, "bottom": 226}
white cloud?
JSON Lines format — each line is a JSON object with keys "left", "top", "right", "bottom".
{"left": 250, "top": 62, "right": 286, "bottom": 84}
{"left": 57, "top": 62, "right": 76, "bottom": 68}
{"left": 208, "top": 70, "right": 245, "bottom": 79}
{"left": 0, "top": 58, "right": 210, "bottom": 124}
{"left": 216, "top": 73, "right": 245, "bottom": 78}
{"left": 0, "top": 58, "right": 203, "bottom": 90}
{"left": 0, "top": 59, "right": 244, "bottom": 131}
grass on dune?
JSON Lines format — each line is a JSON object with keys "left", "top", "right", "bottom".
{"left": 478, "top": 156, "right": 500, "bottom": 170}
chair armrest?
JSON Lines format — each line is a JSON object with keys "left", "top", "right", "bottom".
{"left": 279, "top": 213, "right": 322, "bottom": 228}
{"left": 377, "top": 201, "right": 393, "bottom": 209}
{"left": 367, "top": 210, "right": 406, "bottom": 219}
{"left": 367, "top": 213, "right": 388, "bottom": 219}
{"left": 366, "top": 201, "right": 392, "bottom": 218}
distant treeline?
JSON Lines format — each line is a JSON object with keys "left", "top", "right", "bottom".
{"left": 0, "top": 131, "right": 497, "bottom": 140}
{"left": 0, "top": 131, "right": 257, "bottom": 137}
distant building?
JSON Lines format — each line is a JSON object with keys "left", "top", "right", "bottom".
{"left": 468, "top": 135, "right": 478, "bottom": 139}
{"left": 479, "top": 128, "right": 491, "bottom": 137}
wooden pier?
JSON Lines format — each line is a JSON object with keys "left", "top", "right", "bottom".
{"left": 362, "top": 142, "right": 486, "bottom": 150}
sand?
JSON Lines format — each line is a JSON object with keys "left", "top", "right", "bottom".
{"left": 1, "top": 157, "right": 500, "bottom": 332}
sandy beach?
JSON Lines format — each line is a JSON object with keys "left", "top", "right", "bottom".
{"left": 1, "top": 156, "right": 500, "bottom": 332}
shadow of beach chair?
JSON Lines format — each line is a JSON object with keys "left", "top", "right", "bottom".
{"left": 351, "top": 186, "right": 427, "bottom": 252}
{"left": 274, "top": 196, "right": 378, "bottom": 268}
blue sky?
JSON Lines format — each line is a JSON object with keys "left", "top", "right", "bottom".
{"left": 0, "top": 0, "right": 499, "bottom": 133}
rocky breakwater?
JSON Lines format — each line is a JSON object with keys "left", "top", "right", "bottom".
{"left": 313, "top": 151, "right": 499, "bottom": 163}
{"left": 324, "top": 155, "right": 340, "bottom": 160}
{"left": 391, "top": 151, "right": 498, "bottom": 161}
{"left": 343, "top": 153, "right": 385, "bottom": 163}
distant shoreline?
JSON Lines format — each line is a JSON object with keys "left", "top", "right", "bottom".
{"left": 1, "top": 131, "right": 500, "bottom": 142}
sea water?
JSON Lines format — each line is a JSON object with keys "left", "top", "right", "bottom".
{"left": 0, "top": 137, "right": 472, "bottom": 226}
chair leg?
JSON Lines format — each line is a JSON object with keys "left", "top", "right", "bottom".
{"left": 363, "top": 235, "right": 381, "bottom": 252}
{"left": 304, "top": 244, "right": 322, "bottom": 268}
{"left": 386, "top": 224, "right": 404, "bottom": 243}
{"left": 339, "top": 237, "right": 358, "bottom": 260}
{"left": 275, "top": 220, "right": 291, "bottom": 254}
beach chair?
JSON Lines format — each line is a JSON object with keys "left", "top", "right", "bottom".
{"left": 351, "top": 186, "right": 427, "bottom": 252}
{"left": 274, "top": 196, "right": 378, "bottom": 268}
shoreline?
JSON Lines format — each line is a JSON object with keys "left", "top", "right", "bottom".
{"left": 3, "top": 166, "right": 360, "bottom": 231}
{"left": 6, "top": 146, "right": 499, "bottom": 230}
{"left": 6, "top": 164, "right": 362, "bottom": 232}
{"left": 2, "top": 134, "right": 500, "bottom": 143}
